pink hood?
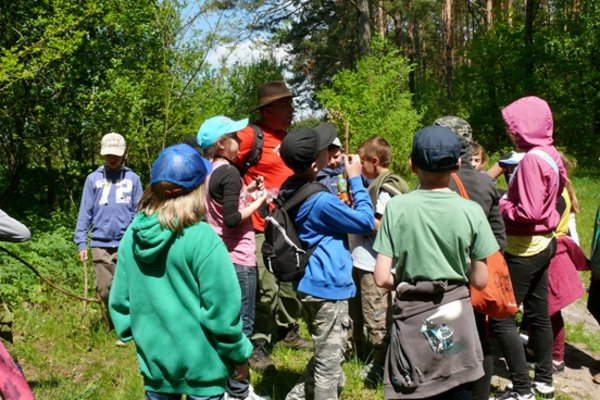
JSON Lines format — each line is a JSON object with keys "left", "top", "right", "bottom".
{"left": 499, "top": 96, "right": 567, "bottom": 236}
{"left": 502, "top": 96, "right": 554, "bottom": 150}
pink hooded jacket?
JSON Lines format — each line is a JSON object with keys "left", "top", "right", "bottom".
{"left": 500, "top": 96, "right": 567, "bottom": 235}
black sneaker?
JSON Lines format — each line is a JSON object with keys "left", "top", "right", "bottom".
{"left": 278, "top": 324, "right": 313, "bottom": 350}
{"left": 249, "top": 339, "right": 276, "bottom": 374}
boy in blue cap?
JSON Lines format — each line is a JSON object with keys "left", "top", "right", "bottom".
{"left": 373, "top": 126, "right": 498, "bottom": 399}
{"left": 109, "top": 144, "right": 252, "bottom": 400}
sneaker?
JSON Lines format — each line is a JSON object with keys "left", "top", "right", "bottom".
{"left": 531, "top": 381, "right": 555, "bottom": 400}
{"left": 249, "top": 339, "right": 276, "bottom": 374}
{"left": 552, "top": 360, "right": 565, "bottom": 373}
{"left": 225, "top": 386, "right": 271, "bottom": 400}
{"left": 244, "top": 386, "right": 271, "bottom": 400}
{"left": 494, "top": 390, "right": 534, "bottom": 400}
{"left": 115, "top": 339, "right": 128, "bottom": 347}
{"left": 278, "top": 324, "right": 313, "bottom": 350}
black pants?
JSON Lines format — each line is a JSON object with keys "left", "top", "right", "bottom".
{"left": 472, "top": 311, "right": 493, "bottom": 400}
{"left": 491, "top": 239, "right": 556, "bottom": 394}
{"left": 587, "top": 275, "right": 600, "bottom": 325}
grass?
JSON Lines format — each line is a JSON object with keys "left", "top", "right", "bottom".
{"left": 3, "top": 173, "right": 600, "bottom": 399}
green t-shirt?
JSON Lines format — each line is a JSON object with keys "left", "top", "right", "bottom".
{"left": 373, "top": 189, "right": 499, "bottom": 283}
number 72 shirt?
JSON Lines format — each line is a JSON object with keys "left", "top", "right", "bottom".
{"left": 74, "top": 165, "right": 143, "bottom": 251}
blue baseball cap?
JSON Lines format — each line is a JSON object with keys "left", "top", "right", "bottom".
{"left": 197, "top": 116, "right": 249, "bottom": 151}
{"left": 151, "top": 144, "right": 212, "bottom": 198}
{"left": 411, "top": 126, "right": 461, "bottom": 172}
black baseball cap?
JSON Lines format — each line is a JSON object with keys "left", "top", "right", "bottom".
{"left": 411, "top": 125, "right": 461, "bottom": 172}
{"left": 281, "top": 123, "right": 337, "bottom": 171}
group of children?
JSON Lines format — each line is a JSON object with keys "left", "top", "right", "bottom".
{"left": 71, "top": 92, "right": 593, "bottom": 400}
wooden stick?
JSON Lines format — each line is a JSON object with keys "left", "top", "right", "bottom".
{"left": 81, "top": 259, "right": 89, "bottom": 318}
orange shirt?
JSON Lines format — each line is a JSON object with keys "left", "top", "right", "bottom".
{"left": 235, "top": 122, "right": 293, "bottom": 232}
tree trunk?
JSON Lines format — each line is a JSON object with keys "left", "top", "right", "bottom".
{"left": 486, "top": 0, "right": 493, "bottom": 29}
{"left": 443, "top": 0, "right": 454, "bottom": 99}
{"left": 524, "top": 0, "right": 535, "bottom": 87}
{"left": 357, "top": 0, "right": 372, "bottom": 56}
{"left": 375, "top": 0, "right": 385, "bottom": 37}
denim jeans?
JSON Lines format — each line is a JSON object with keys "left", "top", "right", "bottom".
{"left": 144, "top": 391, "right": 223, "bottom": 400}
{"left": 226, "top": 264, "right": 257, "bottom": 399}
{"left": 234, "top": 264, "right": 257, "bottom": 338}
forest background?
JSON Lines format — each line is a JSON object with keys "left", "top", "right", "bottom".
{"left": 1, "top": 1, "right": 600, "bottom": 398}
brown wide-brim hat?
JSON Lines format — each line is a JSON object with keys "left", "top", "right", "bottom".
{"left": 251, "top": 81, "right": 293, "bottom": 111}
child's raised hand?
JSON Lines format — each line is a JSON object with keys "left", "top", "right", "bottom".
{"left": 344, "top": 154, "right": 362, "bottom": 179}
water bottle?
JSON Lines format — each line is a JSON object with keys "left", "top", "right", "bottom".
{"left": 438, "top": 323, "right": 454, "bottom": 350}
{"left": 337, "top": 173, "right": 349, "bottom": 202}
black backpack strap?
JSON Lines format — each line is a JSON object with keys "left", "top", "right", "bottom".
{"left": 241, "top": 124, "right": 264, "bottom": 175}
{"left": 282, "top": 182, "right": 328, "bottom": 212}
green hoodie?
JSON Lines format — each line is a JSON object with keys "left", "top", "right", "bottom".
{"left": 109, "top": 213, "right": 252, "bottom": 396}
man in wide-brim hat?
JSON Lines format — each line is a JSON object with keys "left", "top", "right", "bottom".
{"left": 251, "top": 80, "right": 293, "bottom": 112}
{"left": 234, "top": 81, "right": 312, "bottom": 373}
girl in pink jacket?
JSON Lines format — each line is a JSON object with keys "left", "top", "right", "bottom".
{"left": 491, "top": 96, "right": 567, "bottom": 400}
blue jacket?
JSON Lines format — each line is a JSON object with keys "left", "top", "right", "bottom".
{"left": 280, "top": 176, "right": 375, "bottom": 300}
{"left": 74, "top": 166, "right": 143, "bottom": 250}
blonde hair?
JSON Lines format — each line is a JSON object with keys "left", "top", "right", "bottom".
{"left": 560, "top": 152, "right": 579, "bottom": 213}
{"left": 137, "top": 184, "right": 207, "bottom": 233}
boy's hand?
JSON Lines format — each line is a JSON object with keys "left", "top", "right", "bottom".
{"left": 344, "top": 154, "right": 362, "bottom": 179}
{"left": 234, "top": 362, "right": 249, "bottom": 381}
{"left": 79, "top": 249, "right": 88, "bottom": 262}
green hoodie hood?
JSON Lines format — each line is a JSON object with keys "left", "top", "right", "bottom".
{"left": 130, "top": 213, "right": 175, "bottom": 264}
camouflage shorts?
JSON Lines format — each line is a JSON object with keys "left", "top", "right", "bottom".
{"left": 286, "top": 296, "right": 350, "bottom": 400}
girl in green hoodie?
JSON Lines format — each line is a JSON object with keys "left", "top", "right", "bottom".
{"left": 109, "top": 144, "right": 252, "bottom": 400}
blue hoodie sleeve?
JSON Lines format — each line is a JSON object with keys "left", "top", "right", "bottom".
{"left": 312, "top": 176, "right": 375, "bottom": 235}
{"left": 74, "top": 175, "right": 96, "bottom": 251}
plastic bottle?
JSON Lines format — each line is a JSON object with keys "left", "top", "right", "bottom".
{"left": 438, "top": 323, "right": 454, "bottom": 350}
{"left": 337, "top": 173, "right": 349, "bottom": 202}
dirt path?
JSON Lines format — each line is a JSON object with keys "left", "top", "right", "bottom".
{"left": 490, "top": 302, "right": 600, "bottom": 399}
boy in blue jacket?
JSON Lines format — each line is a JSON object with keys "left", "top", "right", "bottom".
{"left": 74, "top": 133, "right": 143, "bottom": 319}
{"left": 279, "top": 124, "right": 375, "bottom": 400}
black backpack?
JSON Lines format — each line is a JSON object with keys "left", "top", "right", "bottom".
{"left": 262, "top": 182, "right": 328, "bottom": 282}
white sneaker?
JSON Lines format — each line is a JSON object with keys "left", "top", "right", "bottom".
{"left": 244, "top": 386, "right": 270, "bottom": 400}
{"left": 225, "top": 386, "right": 270, "bottom": 400}
{"left": 531, "top": 381, "right": 554, "bottom": 400}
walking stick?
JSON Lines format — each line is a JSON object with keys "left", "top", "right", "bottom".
{"left": 81, "top": 259, "right": 89, "bottom": 318}
{"left": 97, "top": 292, "right": 112, "bottom": 333}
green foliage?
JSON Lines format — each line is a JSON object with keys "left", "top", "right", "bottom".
{"left": 317, "top": 38, "right": 422, "bottom": 175}
{"left": 0, "top": 220, "right": 82, "bottom": 309}
{"left": 450, "top": 0, "right": 600, "bottom": 161}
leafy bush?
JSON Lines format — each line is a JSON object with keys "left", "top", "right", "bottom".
{"left": 317, "top": 37, "right": 423, "bottom": 174}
